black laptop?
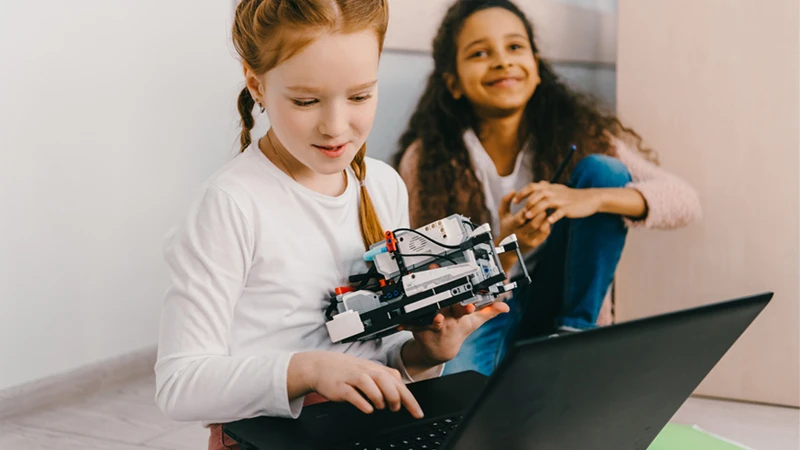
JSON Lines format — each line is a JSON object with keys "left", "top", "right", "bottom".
{"left": 224, "top": 292, "right": 772, "bottom": 450}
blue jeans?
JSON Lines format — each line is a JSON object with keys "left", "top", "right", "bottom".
{"left": 443, "top": 155, "right": 632, "bottom": 376}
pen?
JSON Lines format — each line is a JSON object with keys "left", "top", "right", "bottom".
{"left": 520, "top": 144, "right": 576, "bottom": 227}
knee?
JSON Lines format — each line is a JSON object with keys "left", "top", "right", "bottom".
{"left": 570, "top": 154, "right": 632, "bottom": 189}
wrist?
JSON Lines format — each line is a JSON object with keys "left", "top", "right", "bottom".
{"left": 590, "top": 188, "right": 608, "bottom": 214}
{"left": 402, "top": 339, "right": 444, "bottom": 368}
{"left": 288, "top": 352, "right": 316, "bottom": 397}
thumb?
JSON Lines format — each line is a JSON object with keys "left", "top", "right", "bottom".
{"left": 474, "top": 302, "right": 510, "bottom": 324}
{"left": 499, "top": 191, "right": 516, "bottom": 216}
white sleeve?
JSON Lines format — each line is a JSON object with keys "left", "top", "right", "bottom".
{"left": 154, "top": 185, "right": 302, "bottom": 423}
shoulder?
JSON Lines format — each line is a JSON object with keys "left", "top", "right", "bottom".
{"left": 363, "top": 157, "right": 409, "bottom": 229}
{"left": 606, "top": 132, "right": 660, "bottom": 167}
{"left": 208, "top": 148, "right": 265, "bottom": 193}
{"left": 364, "top": 157, "right": 406, "bottom": 196}
{"left": 397, "top": 140, "right": 423, "bottom": 180}
{"left": 195, "top": 146, "right": 279, "bottom": 225}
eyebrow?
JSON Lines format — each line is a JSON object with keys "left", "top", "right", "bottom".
{"left": 464, "top": 33, "right": 528, "bottom": 51}
{"left": 287, "top": 80, "right": 377, "bottom": 94}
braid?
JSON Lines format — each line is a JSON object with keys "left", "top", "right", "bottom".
{"left": 237, "top": 88, "right": 256, "bottom": 153}
{"left": 350, "top": 144, "right": 385, "bottom": 248}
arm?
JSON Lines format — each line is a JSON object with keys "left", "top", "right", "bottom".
{"left": 155, "top": 185, "right": 302, "bottom": 422}
{"left": 613, "top": 139, "right": 702, "bottom": 229}
{"left": 595, "top": 187, "right": 648, "bottom": 219}
{"left": 514, "top": 139, "right": 702, "bottom": 234}
{"left": 401, "top": 339, "right": 452, "bottom": 380}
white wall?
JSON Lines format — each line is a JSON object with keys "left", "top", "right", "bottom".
{"left": 0, "top": 0, "right": 619, "bottom": 392}
{"left": 616, "top": 0, "right": 800, "bottom": 407}
{"left": 0, "top": 1, "right": 242, "bottom": 391}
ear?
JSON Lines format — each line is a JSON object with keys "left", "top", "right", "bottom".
{"left": 443, "top": 73, "right": 463, "bottom": 100}
{"left": 243, "top": 63, "right": 265, "bottom": 103}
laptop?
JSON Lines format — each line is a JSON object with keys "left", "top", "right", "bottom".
{"left": 224, "top": 292, "right": 772, "bottom": 450}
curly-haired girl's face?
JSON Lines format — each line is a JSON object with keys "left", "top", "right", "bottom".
{"left": 449, "top": 7, "right": 539, "bottom": 117}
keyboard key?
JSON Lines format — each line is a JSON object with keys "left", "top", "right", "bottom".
{"left": 336, "top": 414, "right": 463, "bottom": 450}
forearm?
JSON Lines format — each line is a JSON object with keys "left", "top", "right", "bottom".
{"left": 155, "top": 351, "right": 300, "bottom": 422}
{"left": 595, "top": 187, "right": 648, "bottom": 219}
{"left": 400, "top": 339, "right": 446, "bottom": 380}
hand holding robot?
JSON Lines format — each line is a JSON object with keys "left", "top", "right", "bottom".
{"left": 325, "top": 214, "right": 531, "bottom": 344}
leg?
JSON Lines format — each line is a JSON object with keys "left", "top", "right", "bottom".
{"left": 515, "top": 154, "right": 631, "bottom": 338}
{"left": 558, "top": 154, "right": 631, "bottom": 330}
{"left": 443, "top": 302, "right": 512, "bottom": 376}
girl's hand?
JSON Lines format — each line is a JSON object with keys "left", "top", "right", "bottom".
{"left": 497, "top": 190, "right": 552, "bottom": 254}
{"left": 514, "top": 182, "right": 602, "bottom": 228}
{"left": 288, "top": 351, "right": 424, "bottom": 418}
{"left": 400, "top": 301, "right": 510, "bottom": 365}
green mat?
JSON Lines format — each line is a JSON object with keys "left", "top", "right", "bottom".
{"left": 648, "top": 424, "right": 751, "bottom": 450}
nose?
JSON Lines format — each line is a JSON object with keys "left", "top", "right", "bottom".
{"left": 491, "top": 49, "right": 512, "bottom": 69}
{"left": 317, "top": 101, "right": 348, "bottom": 138}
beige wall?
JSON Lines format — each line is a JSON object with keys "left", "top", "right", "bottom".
{"left": 385, "top": 0, "right": 617, "bottom": 64}
{"left": 616, "top": 0, "right": 800, "bottom": 407}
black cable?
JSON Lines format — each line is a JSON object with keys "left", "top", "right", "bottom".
{"left": 391, "top": 227, "right": 461, "bottom": 249}
{"left": 395, "top": 252, "right": 459, "bottom": 266}
{"left": 356, "top": 264, "right": 379, "bottom": 290}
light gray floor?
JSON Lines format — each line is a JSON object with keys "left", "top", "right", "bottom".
{"left": 1, "top": 374, "right": 797, "bottom": 449}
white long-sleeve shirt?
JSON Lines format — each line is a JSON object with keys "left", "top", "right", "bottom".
{"left": 155, "top": 143, "right": 420, "bottom": 423}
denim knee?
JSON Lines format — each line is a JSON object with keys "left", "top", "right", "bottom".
{"left": 570, "top": 154, "right": 632, "bottom": 189}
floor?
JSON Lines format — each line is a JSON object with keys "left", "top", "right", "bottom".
{"left": 0, "top": 374, "right": 797, "bottom": 449}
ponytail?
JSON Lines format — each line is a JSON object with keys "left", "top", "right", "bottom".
{"left": 237, "top": 88, "right": 256, "bottom": 152}
{"left": 350, "top": 144, "right": 385, "bottom": 248}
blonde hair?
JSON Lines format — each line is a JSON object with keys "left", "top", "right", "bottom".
{"left": 232, "top": 0, "right": 388, "bottom": 248}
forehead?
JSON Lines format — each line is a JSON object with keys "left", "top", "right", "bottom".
{"left": 458, "top": 8, "right": 528, "bottom": 47}
{"left": 268, "top": 30, "right": 380, "bottom": 91}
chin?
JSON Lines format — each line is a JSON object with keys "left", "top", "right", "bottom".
{"left": 310, "top": 160, "right": 351, "bottom": 176}
{"left": 474, "top": 93, "right": 527, "bottom": 114}
{"left": 308, "top": 152, "right": 357, "bottom": 175}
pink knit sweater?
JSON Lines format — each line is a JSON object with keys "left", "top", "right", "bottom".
{"left": 398, "top": 136, "right": 702, "bottom": 230}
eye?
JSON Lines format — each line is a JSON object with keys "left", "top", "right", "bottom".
{"left": 469, "top": 50, "right": 488, "bottom": 59}
{"left": 292, "top": 99, "right": 318, "bottom": 107}
{"left": 510, "top": 43, "right": 525, "bottom": 51}
{"left": 350, "top": 94, "right": 373, "bottom": 103}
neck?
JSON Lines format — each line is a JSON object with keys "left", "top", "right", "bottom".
{"left": 259, "top": 130, "right": 347, "bottom": 197}
{"left": 476, "top": 109, "right": 526, "bottom": 176}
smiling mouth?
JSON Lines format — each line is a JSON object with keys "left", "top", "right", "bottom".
{"left": 486, "top": 77, "right": 522, "bottom": 87}
{"left": 313, "top": 143, "right": 348, "bottom": 158}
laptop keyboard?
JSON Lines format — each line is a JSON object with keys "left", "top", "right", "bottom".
{"left": 333, "top": 415, "right": 463, "bottom": 450}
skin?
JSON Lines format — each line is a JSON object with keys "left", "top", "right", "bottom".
{"left": 446, "top": 8, "right": 647, "bottom": 271}
{"left": 243, "top": 30, "right": 508, "bottom": 419}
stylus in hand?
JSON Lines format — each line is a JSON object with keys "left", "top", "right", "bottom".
{"left": 520, "top": 144, "right": 576, "bottom": 227}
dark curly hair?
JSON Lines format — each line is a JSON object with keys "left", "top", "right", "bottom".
{"left": 393, "top": 0, "right": 655, "bottom": 227}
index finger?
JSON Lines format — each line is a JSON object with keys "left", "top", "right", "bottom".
{"left": 518, "top": 211, "right": 548, "bottom": 232}
{"left": 396, "top": 379, "right": 424, "bottom": 419}
{"left": 513, "top": 181, "right": 549, "bottom": 204}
